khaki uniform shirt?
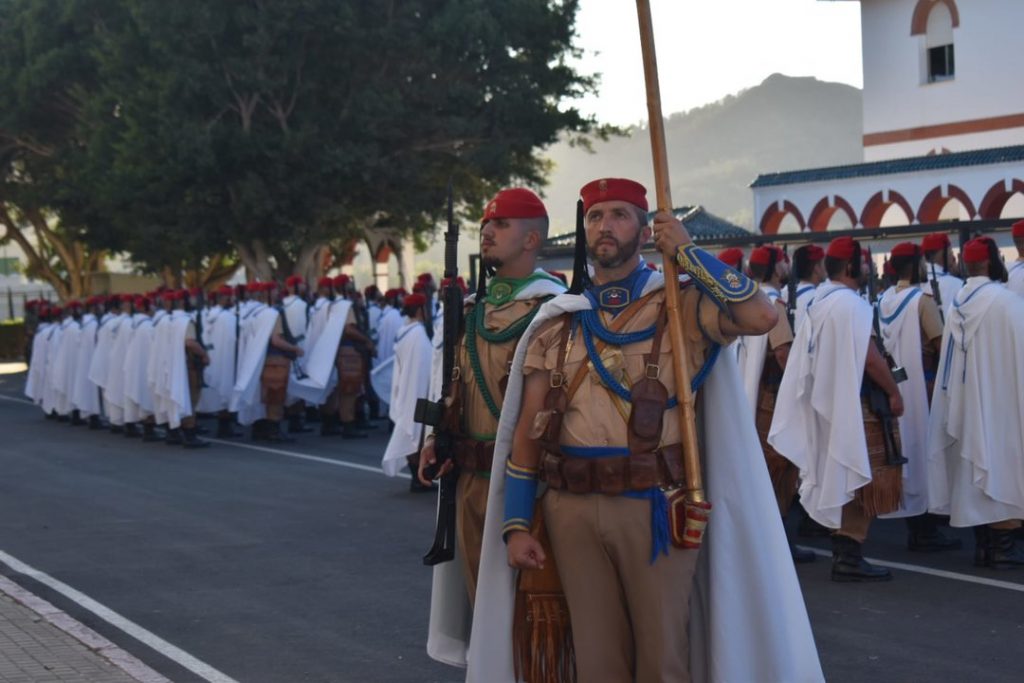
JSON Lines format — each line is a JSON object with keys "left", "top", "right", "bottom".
{"left": 767, "top": 298, "right": 794, "bottom": 351}
{"left": 524, "top": 286, "right": 734, "bottom": 449}
{"left": 460, "top": 298, "right": 544, "bottom": 440}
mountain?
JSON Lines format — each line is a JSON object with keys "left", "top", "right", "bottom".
{"left": 539, "top": 73, "right": 863, "bottom": 233}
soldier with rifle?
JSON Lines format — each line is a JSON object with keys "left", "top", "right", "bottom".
{"left": 877, "top": 242, "right": 960, "bottom": 552}
{"left": 771, "top": 236, "right": 906, "bottom": 582}
{"left": 281, "top": 275, "right": 313, "bottom": 434}
{"left": 783, "top": 244, "right": 825, "bottom": 333}
{"left": 418, "top": 187, "right": 566, "bottom": 669}
{"left": 921, "top": 232, "right": 963, "bottom": 318}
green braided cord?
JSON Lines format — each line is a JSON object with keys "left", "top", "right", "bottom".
{"left": 465, "top": 300, "right": 548, "bottom": 421}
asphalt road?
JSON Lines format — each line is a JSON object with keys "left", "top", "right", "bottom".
{"left": 0, "top": 368, "right": 1021, "bottom": 682}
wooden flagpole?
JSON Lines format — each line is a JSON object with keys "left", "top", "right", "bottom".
{"left": 635, "top": 0, "right": 705, "bottom": 504}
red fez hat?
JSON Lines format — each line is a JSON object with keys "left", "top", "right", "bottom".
{"left": 580, "top": 178, "right": 648, "bottom": 213}
{"left": 440, "top": 276, "right": 468, "bottom": 294}
{"left": 1012, "top": 219, "right": 1024, "bottom": 238}
{"left": 827, "top": 236, "right": 857, "bottom": 260}
{"left": 332, "top": 274, "right": 350, "bottom": 288}
{"left": 417, "top": 272, "right": 433, "bottom": 283}
{"left": 188, "top": 287, "right": 202, "bottom": 296}
{"left": 748, "top": 246, "right": 774, "bottom": 266}
{"left": 890, "top": 242, "right": 919, "bottom": 258}
{"left": 85, "top": 296, "right": 100, "bottom": 307}
{"left": 717, "top": 247, "right": 744, "bottom": 269}
{"left": 481, "top": 187, "right": 548, "bottom": 223}
{"left": 921, "top": 233, "right": 951, "bottom": 252}
{"left": 217, "top": 285, "right": 233, "bottom": 297}
{"left": 38, "top": 304, "right": 49, "bottom": 315}
{"left": 962, "top": 237, "right": 993, "bottom": 263}
{"left": 25, "top": 299, "right": 39, "bottom": 311}
{"left": 245, "top": 282, "right": 262, "bottom": 293}
{"left": 403, "top": 293, "right": 427, "bottom": 308}
{"left": 50, "top": 305, "right": 63, "bottom": 316}
{"left": 364, "top": 285, "right": 380, "bottom": 297}
{"left": 412, "top": 282, "right": 426, "bottom": 293}
{"left": 803, "top": 245, "right": 825, "bottom": 261}
{"left": 66, "top": 300, "right": 82, "bottom": 310}
{"left": 263, "top": 281, "right": 279, "bottom": 292}
{"left": 285, "top": 275, "right": 304, "bottom": 288}
{"left": 133, "top": 295, "right": 148, "bottom": 308}
{"left": 317, "top": 276, "right": 332, "bottom": 288}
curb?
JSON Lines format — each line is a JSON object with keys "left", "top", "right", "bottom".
{"left": 0, "top": 574, "right": 172, "bottom": 683}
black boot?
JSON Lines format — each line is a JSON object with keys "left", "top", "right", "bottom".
{"left": 264, "top": 421, "right": 295, "bottom": 443}
{"left": 974, "top": 526, "right": 991, "bottom": 567}
{"left": 987, "top": 528, "right": 1024, "bottom": 569}
{"left": 109, "top": 423, "right": 124, "bottom": 434}
{"left": 182, "top": 428, "right": 210, "bottom": 449}
{"left": 305, "top": 407, "right": 321, "bottom": 424}
{"left": 798, "top": 514, "right": 831, "bottom": 538}
{"left": 142, "top": 423, "right": 161, "bottom": 442}
{"left": 88, "top": 415, "right": 103, "bottom": 430}
{"left": 341, "top": 421, "right": 368, "bottom": 439}
{"left": 165, "top": 428, "right": 183, "bottom": 445}
{"left": 830, "top": 535, "right": 893, "bottom": 582}
{"left": 320, "top": 415, "right": 342, "bottom": 437}
{"left": 354, "top": 417, "right": 379, "bottom": 431}
{"left": 216, "top": 417, "right": 242, "bottom": 438}
{"left": 70, "top": 410, "right": 85, "bottom": 426}
{"left": 251, "top": 420, "right": 267, "bottom": 441}
{"left": 124, "top": 423, "right": 141, "bottom": 438}
{"left": 907, "top": 513, "right": 963, "bottom": 552}
{"left": 790, "top": 541, "right": 817, "bottom": 564}
{"left": 287, "top": 414, "right": 312, "bottom": 434}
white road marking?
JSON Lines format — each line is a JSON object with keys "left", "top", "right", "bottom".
{"left": 0, "top": 550, "right": 239, "bottom": 683}
{"left": 798, "top": 547, "right": 1024, "bottom": 593}
{"left": 206, "top": 437, "right": 411, "bottom": 479}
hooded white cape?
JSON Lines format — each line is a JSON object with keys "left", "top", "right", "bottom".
{"left": 196, "top": 305, "right": 238, "bottom": 413}
{"left": 24, "top": 324, "right": 54, "bottom": 405}
{"left": 49, "top": 318, "right": 80, "bottom": 416}
{"left": 231, "top": 304, "right": 280, "bottom": 425}
{"left": 925, "top": 267, "right": 963, "bottom": 319}
{"left": 287, "top": 299, "right": 353, "bottom": 405}
{"left": 88, "top": 313, "right": 124, "bottom": 392}
{"left": 124, "top": 315, "right": 157, "bottom": 422}
{"left": 926, "top": 277, "right": 1024, "bottom": 526}
{"left": 438, "top": 273, "right": 821, "bottom": 683}
{"left": 877, "top": 286, "right": 930, "bottom": 518}
{"left": 71, "top": 314, "right": 102, "bottom": 417}
{"left": 381, "top": 320, "right": 433, "bottom": 476}
{"left": 768, "top": 281, "right": 873, "bottom": 529}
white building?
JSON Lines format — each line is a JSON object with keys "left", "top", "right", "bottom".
{"left": 753, "top": 0, "right": 1024, "bottom": 235}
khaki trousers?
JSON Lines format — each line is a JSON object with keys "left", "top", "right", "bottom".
{"left": 261, "top": 356, "right": 290, "bottom": 421}
{"left": 836, "top": 498, "right": 873, "bottom": 543}
{"left": 543, "top": 489, "right": 700, "bottom": 683}
{"left": 182, "top": 364, "right": 203, "bottom": 429}
{"left": 455, "top": 471, "right": 489, "bottom": 606}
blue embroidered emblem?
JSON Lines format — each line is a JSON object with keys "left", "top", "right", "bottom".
{"left": 600, "top": 286, "right": 630, "bottom": 309}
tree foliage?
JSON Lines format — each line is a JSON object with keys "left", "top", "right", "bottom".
{"left": 1, "top": 0, "right": 603, "bottom": 287}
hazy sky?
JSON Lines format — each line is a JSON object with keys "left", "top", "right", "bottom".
{"left": 571, "top": 0, "right": 864, "bottom": 126}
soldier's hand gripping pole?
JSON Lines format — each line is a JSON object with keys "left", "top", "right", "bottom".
{"left": 636, "top": 0, "right": 710, "bottom": 543}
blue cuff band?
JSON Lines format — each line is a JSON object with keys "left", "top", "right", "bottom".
{"left": 675, "top": 244, "right": 758, "bottom": 308}
{"left": 502, "top": 460, "right": 539, "bottom": 540}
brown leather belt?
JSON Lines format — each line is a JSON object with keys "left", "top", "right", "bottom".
{"left": 453, "top": 438, "right": 495, "bottom": 473}
{"left": 540, "top": 444, "right": 685, "bottom": 495}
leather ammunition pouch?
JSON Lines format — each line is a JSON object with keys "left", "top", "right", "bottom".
{"left": 336, "top": 345, "right": 364, "bottom": 394}
{"left": 539, "top": 444, "right": 685, "bottom": 495}
{"left": 453, "top": 437, "right": 495, "bottom": 474}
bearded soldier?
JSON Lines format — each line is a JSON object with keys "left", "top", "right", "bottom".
{"left": 418, "top": 188, "right": 567, "bottom": 668}
{"left": 921, "top": 232, "right": 963, "bottom": 317}
{"left": 473, "top": 179, "right": 821, "bottom": 683}
{"left": 783, "top": 244, "right": 826, "bottom": 332}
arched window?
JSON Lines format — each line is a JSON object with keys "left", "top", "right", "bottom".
{"left": 915, "top": 1, "right": 957, "bottom": 83}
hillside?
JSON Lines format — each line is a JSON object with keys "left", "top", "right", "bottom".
{"left": 539, "top": 73, "right": 863, "bottom": 232}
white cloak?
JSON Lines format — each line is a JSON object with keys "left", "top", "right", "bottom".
{"left": 736, "top": 284, "right": 780, "bottom": 414}
{"left": 149, "top": 311, "right": 193, "bottom": 429}
{"left": 287, "top": 299, "right": 353, "bottom": 405}
{"left": 1007, "top": 259, "right": 1024, "bottom": 297}
{"left": 768, "top": 281, "right": 874, "bottom": 529}
{"left": 231, "top": 304, "right": 280, "bottom": 425}
{"left": 40, "top": 323, "right": 64, "bottom": 415}
{"left": 24, "top": 323, "right": 53, "bottom": 405}
{"left": 124, "top": 314, "right": 157, "bottom": 422}
{"left": 88, "top": 313, "right": 124, "bottom": 392}
{"left": 49, "top": 318, "right": 81, "bottom": 416}
{"left": 70, "top": 314, "right": 102, "bottom": 417}
{"left": 109, "top": 311, "right": 145, "bottom": 425}
{"left": 381, "top": 320, "right": 433, "bottom": 476}
{"left": 145, "top": 310, "right": 174, "bottom": 425}
{"left": 375, "top": 307, "right": 403, "bottom": 368}
{"left": 877, "top": 286, "right": 930, "bottom": 518}
{"left": 924, "top": 267, "right": 963, "bottom": 318}
{"left": 926, "top": 276, "right": 1024, "bottom": 526}
{"left": 460, "top": 274, "right": 821, "bottom": 682}
{"left": 196, "top": 305, "right": 238, "bottom": 413}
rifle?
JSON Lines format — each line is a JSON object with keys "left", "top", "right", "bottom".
{"left": 929, "top": 261, "right": 945, "bottom": 325}
{"left": 234, "top": 291, "right": 241, "bottom": 383}
{"left": 193, "top": 289, "right": 209, "bottom": 388}
{"left": 865, "top": 249, "right": 908, "bottom": 467}
{"left": 786, "top": 268, "right": 797, "bottom": 331}
{"left": 278, "top": 299, "right": 309, "bottom": 380}
{"left": 416, "top": 180, "right": 463, "bottom": 566}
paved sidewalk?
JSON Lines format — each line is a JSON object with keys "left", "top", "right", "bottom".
{"left": 0, "top": 577, "right": 168, "bottom": 683}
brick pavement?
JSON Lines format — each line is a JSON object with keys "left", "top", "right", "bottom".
{"left": 0, "top": 578, "right": 168, "bottom": 683}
